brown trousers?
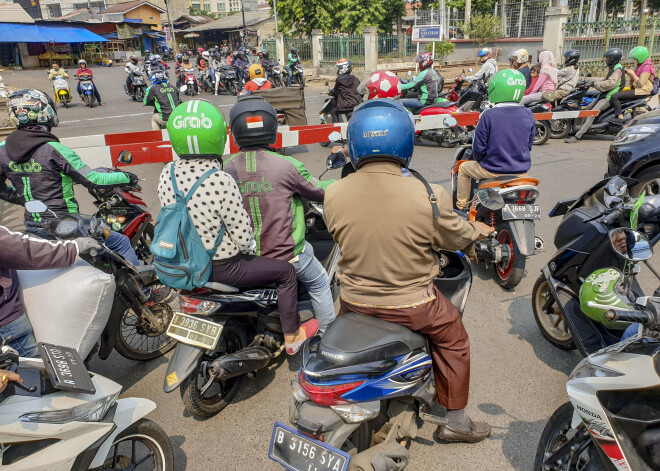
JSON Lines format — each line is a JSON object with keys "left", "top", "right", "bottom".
{"left": 339, "top": 286, "right": 470, "bottom": 410}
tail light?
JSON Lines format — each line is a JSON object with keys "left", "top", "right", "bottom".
{"left": 277, "top": 113, "right": 286, "bottom": 125}
{"left": 542, "top": 103, "right": 553, "bottom": 110}
{"left": 298, "top": 372, "right": 364, "bottom": 406}
{"left": 502, "top": 189, "right": 538, "bottom": 204}
{"left": 179, "top": 295, "right": 219, "bottom": 315}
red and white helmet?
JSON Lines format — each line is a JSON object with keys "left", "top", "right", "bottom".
{"left": 415, "top": 52, "right": 433, "bottom": 70}
{"left": 365, "top": 71, "right": 402, "bottom": 100}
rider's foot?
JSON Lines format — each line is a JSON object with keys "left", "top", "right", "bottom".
{"left": 435, "top": 417, "right": 491, "bottom": 443}
{"left": 564, "top": 136, "right": 580, "bottom": 144}
{"left": 285, "top": 319, "right": 319, "bottom": 355}
{"left": 99, "top": 102, "right": 104, "bottom": 106}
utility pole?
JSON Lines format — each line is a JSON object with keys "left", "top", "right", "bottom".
{"left": 165, "top": 0, "right": 179, "bottom": 56}
{"left": 241, "top": 0, "right": 247, "bottom": 46}
{"left": 273, "top": 0, "right": 278, "bottom": 34}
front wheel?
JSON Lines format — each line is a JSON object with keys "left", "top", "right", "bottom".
{"left": 494, "top": 223, "right": 525, "bottom": 289}
{"left": 532, "top": 274, "right": 576, "bottom": 350}
{"left": 272, "top": 75, "right": 283, "bottom": 88}
{"left": 630, "top": 166, "right": 660, "bottom": 197}
{"left": 296, "top": 74, "right": 305, "bottom": 89}
{"left": 99, "top": 418, "right": 174, "bottom": 471}
{"left": 548, "top": 119, "right": 571, "bottom": 139}
{"left": 534, "top": 121, "right": 550, "bottom": 145}
{"left": 135, "top": 87, "right": 145, "bottom": 102}
{"left": 180, "top": 321, "right": 248, "bottom": 418}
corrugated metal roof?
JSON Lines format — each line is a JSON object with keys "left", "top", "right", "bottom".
{"left": 190, "top": 11, "right": 272, "bottom": 32}
{"left": 0, "top": 23, "right": 108, "bottom": 42}
{"left": 102, "top": 0, "right": 165, "bottom": 14}
{"left": 0, "top": 3, "right": 36, "bottom": 24}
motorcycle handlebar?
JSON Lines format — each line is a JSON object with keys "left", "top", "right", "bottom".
{"left": 601, "top": 208, "right": 622, "bottom": 225}
{"left": 605, "top": 309, "right": 653, "bottom": 325}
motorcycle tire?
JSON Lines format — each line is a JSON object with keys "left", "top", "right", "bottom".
{"left": 232, "top": 82, "right": 238, "bottom": 96}
{"left": 272, "top": 75, "right": 283, "bottom": 88}
{"left": 101, "top": 418, "right": 174, "bottom": 471}
{"left": 630, "top": 166, "right": 660, "bottom": 197}
{"left": 135, "top": 87, "right": 145, "bottom": 102}
{"left": 532, "top": 274, "right": 576, "bottom": 350}
{"left": 533, "top": 121, "right": 550, "bottom": 145}
{"left": 494, "top": 222, "right": 525, "bottom": 289}
{"left": 341, "top": 421, "right": 373, "bottom": 459}
{"left": 134, "top": 223, "right": 154, "bottom": 263}
{"left": 297, "top": 75, "right": 305, "bottom": 89}
{"left": 548, "top": 119, "right": 571, "bottom": 139}
{"left": 180, "top": 321, "right": 249, "bottom": 418}
{"left": 114, "top": 281, "right": 177, "bottom": 361}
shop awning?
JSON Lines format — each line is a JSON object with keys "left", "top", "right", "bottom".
{"left": 0, "top": 23, "right": 108, "bottom": 43}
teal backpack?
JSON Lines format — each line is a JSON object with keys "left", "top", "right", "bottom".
{"left": 151, "top": 164, "right": 225, "bottom": 290}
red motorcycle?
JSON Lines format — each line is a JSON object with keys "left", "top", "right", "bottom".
{"left": 88, "top": 152, "right": 154, "bottom": 263}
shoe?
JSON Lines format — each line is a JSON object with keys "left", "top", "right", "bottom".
{"left": 99, "top": 102, "right": 104, "bottom": 106}
{"left": 214, "top": 92, "right": 218, "bottom": 96}
{"left": 285, "top": 319, "right": 319, "bottom": 355}
{"left": 435, "top": 419, "right": 491, "bottom": 443}
{"left": 564, "top": 136, "right": 580, "bottom": 144}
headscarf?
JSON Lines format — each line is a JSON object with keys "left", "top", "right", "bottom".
{"left": 636, "top": 58, "right": 656, "bottom": 79}
{"left": 539, "top": 50, "right": 558, "bottom": 86}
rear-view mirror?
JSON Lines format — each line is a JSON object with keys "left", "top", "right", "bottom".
{"left": 326, "top": 152, "right": 347, "bottom": 170}
{"left": 180, "top": 85, "right": 187, "bottom": 93}
{"left": 328, "top": 131, "right": 342, "bottom": 142}
{"left": 610, "top": 228, "right": 652, "bottom": 261}
{"left": 25, "top": 200, "right": 48, "bottom": 214}
{"left": 118, "top": 150, "right": 133, "bottom": 165}
{"left": 468, "top": 67, "right": 473, "bottom": 72}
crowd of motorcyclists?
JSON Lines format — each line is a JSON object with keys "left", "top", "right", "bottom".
{"left": 2, "top": 40, "right": 659, "bottom": 470}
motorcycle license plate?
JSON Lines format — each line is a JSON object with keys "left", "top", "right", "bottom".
{"left": 502, "top": 204, "right": 541, "bottom": 220}
{"left": 166, "top": 312, "right": 223, "bottom": 350}
{"left": 269, "top": 422, "right": 350, "bottom": 471}
{"left": 38, "top": 343, "right": 96, "bottom": 394}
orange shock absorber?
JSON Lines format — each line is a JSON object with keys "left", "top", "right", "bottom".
{"left": 488, "top": 211, "right": 496, "bottom": 228}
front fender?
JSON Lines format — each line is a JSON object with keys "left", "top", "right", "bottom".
{"left": 89, "top": 397, "right": 157, "bottom": 468}
{"left": 507, "top": 219, "right": 536, "bottom": 256}
{"left": 163, "top": 342, "right": 204, "bottom": 392}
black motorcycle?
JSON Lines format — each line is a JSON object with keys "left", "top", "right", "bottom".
{"left": 124, "top": 72, "right": 147, "bottom": 102}
{"left": 214, "top": 66, "right": 238, "bottom": 96}
{"left": 532, "top": 175, "right": 660, "bottom": 356}
{"left": 283, "top": 62, "right": 305, "bottom": 89}
{"left": 161, "top": 158, "right": 342, "bottom": 419}
{"left": 24, "top": 194, "right": 176, "bottom": 362}
{"left": 264, "top": 62, "right": 283, "bottom": 87}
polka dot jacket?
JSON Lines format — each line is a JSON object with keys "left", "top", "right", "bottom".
{"left": 157, "top": 159, "right": 257, "bottom": 260}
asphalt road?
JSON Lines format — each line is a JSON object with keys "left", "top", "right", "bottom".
{"left": 2, "top": 65, "right": 657, "bottom": 471}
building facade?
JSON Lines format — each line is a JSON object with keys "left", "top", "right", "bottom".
{"left": 189, "top": 0, "right": 268, "bottom": 18}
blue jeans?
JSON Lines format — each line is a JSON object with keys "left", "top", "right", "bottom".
{"left": 285, "top": 67, "right": 293, "bottom": 86}
{"left": 292, "top": 241, "right": 336, "bottom": 333}
{"left": 400, "top": 98, "right": 424, "bottom": 114}
{"left": 0, "top": 313, "right": 39, "bottom": 357}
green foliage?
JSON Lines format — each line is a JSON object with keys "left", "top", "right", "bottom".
{"left": 425, "top": 40, "right": 455, "bottom": 60}
{"left": 188, "top": 6, "right": 216, "bottom": 18}
{"left": 341, "top": 0, "right": 386, "bottom": 34}
{"left": 460, "top": 13, "right": 501, "bottom": 45}
{"left": 380, "top": 0, "right": 406, "bottom": 33}
{"left": 269, "top": 0, "right": 341, "bottom": 35}
{"left": 446, "top": 0, "right": 495, "bottom": 11}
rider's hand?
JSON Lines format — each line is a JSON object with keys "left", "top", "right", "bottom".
{"left": 0, "top": 370, "right": 22, "bottom": 394}
{"left": 474, "top": 221, "right": 495, "bottom": 237}
{"left": 331, "top": 145, "right": 347, "bottom": 155}
{"left": 74, "top": 237, "right": 103, "bottom": 255}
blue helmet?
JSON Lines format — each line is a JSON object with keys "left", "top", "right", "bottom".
{"left": 150, "top": 71, "right": 168, "bottom": 84}
{"left": 347, "top": 99, "right": 415, "bottom": 169}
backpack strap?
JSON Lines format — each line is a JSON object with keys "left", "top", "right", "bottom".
{"left": 169, "top": 163, "right": 181, "bottom": 196}
{"left": 184, "top": 168, "right": 221, "bottom": 203}
{"left": 408, "top": 168, "right": 441, "bottom": 219}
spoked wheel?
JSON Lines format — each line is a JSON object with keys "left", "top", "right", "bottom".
{"left": 494, "top": 223, "right": 525, "bottom": 289}
{"left": 534, "top": 121, "right": 550, "bottom": 145}
{"left": 134, "top": 223, "right": 155, "bottom": 264}
{"left": 532, "top": 275, "right": 576, "bottom": 350}
{"left": 99, "top": 418, "right": 174, "bottom": 471}
{"left": 549, "top": 119, "right": 570, "bottom": 139}
{"left": 180, "top": 321, "right": 248, "bottom": 418}
{"left": 114, "top": 281, "right": 177, "bottom": 361}
{"left": 534, "top": 403, "right": 602, "bottom": 471}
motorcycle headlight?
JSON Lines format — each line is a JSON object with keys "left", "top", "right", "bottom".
{"left": 20, "top": 392, "right": 119, "bottom": 424}
{"left": 569, "top": 358, "right": 623, "bottom": 380}
{"left": 614, "top": 124, "right": 659, "bottom": 145}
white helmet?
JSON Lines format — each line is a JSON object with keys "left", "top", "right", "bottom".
{"left": 202, "top": 51, "right": 210, "bottom": 59}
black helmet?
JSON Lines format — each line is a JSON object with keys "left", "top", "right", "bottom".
{"left": 229, "top": 96, "right": 278, "bottom": 149}
{"left": 563, "top": 49, "right": 580, "bottom": 67}
{"left": 290, "top": 47, "right": 298, "bottom": 54}
{"left": 262, "top": 50, "right": 270, "bottom": 59}
{"left": 604, "top": 48, "right": 623, "bottom": 67}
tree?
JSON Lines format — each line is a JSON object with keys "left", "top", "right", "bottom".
{"left": 459, "top": 13, "right": 501, "bottom": 45}
{"left": 381, "top": 0, "right": 406, "bottom": 34}
{"left": 269, "top": 0, "right": 341, "bottom": 35}
{"left": 425, "top": 40, "right": 456, "bottom": 61}
{"left": 447, "top": 0, "right": 495, "bottom": 11}
{"left": 341, "top": 0, "right": 386, "bottom": 34}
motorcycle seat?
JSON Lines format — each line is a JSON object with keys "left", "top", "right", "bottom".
{"left": 317, "top": 312, "right": 426, "bottom": 366}
{"left": 478, "top": 176, "right": 540, "bottom": 189}
{"left": 203, "top": 282, "right": 240, "bottom": 293}
{"left": 418, "top": 102, "right": 456, "bottom": 111}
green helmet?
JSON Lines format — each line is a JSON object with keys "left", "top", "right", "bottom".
{"left": 166, "top": 100, "right": 227, "bottom": 158}
{"left": 579, "top": 268, "right": 632, "bottom": 329}
{"left": 487, "top": 69, "right": 527, "bottom": 104}
{"left": 629, "top": 46, "right": 649, "bottom": 65}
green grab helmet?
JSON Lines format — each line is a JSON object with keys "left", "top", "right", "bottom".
{"left": 629, "top": 46, "right": 649, "bottom": 65}
{"left": 167, "top": 100, "right": 227, "bottom": 158}
{"left": 487, "top": 69, "right": 527, "bottom": 104}
{"left": 579, "top": 268, "right": 632, "bottom": 330}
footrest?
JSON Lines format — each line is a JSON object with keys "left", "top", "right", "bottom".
{"left": 419, "top": 411, "right": 448, "bottom": 426}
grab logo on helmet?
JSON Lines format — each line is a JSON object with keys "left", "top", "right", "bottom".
{"left": 171, "top": 113, "right": 213, "bottom": 130}
{"left": 365, "top": 71, "right": 402, "bottom": 100}
{"left": 506, "top": 76, "right": 526, "bottom": 87}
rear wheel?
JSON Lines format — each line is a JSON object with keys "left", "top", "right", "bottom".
{"left": 548, "top": 119, "right": 570, "bottom": 139}
{"left": 494, "top": 223, "right": 525, "bottom": 289}
{"left": 532, "top": 274, "right": 576, "bottom": 350}
{"left": 342, "top": 421, "right": 373, "bottom": 456}
{"left": 533, "top": 121, "right": 550, "bottom": 145}
{"left": 180, "top": 321, "right": 248, "bottom": 418}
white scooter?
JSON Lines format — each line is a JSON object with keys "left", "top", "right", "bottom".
{"left": 535, "top": 229, "right": 660, "bottom": 471}
{"left": 0, "top": 343, "right": 174, "bottom": 470}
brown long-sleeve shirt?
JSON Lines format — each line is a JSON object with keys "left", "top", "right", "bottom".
{"left": 324, "top": 162, "right": 489, "bottom": 307}
{"left": 0, "top": 226, "right": 78, "bottom": 327}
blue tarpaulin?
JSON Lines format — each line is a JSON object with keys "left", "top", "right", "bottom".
{"left": 0, "top": 23, "right": 108, "bottom": 43}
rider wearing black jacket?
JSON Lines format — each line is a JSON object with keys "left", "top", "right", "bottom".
{"left": 144, "top": 72, "right": 181, "bottom": 130}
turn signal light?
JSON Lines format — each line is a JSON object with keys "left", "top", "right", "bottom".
{"left": 179, "top": 296, "right": 219, "bottom": 315}
{"left": 298, "top": 372, "right": 364, "bottom": 407}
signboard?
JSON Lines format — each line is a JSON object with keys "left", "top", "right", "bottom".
{"left": 412, "top": 25, "right": 443, "bottom": 42}
{"left": 164, "top": 25, "right": 171, "bottom": 43}
{"left": 243, "top": 0, "right": 258, "bottom": 11}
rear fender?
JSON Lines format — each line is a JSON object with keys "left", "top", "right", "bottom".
{"left": 163, "top": 342, "right": 204, "bottom": 392}
{"left": 507, "top": 219, "right": 536, "bottom": 256}
{"left": 294, "top": 400, "right": 359, "bottom": 449}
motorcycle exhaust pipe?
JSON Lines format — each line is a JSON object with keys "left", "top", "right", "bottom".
{"left": 208, "top": 346, "right": 272, "bottom": 382}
